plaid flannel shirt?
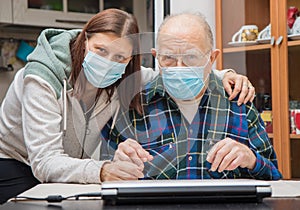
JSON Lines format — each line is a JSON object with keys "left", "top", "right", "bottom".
{"left": 101, "top": 72, "right": 282, "bottom": 180}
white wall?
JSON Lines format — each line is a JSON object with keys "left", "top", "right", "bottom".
{"left": 170, "top": 0, "right": 216, "bottom": 46}
{"left": 154, "top": 0, "right": 164, "bottom": 37}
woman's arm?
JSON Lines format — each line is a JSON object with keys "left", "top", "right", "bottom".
{"left": 213, "top": 69, "right": 255, "bottom": 105}
{"left": 22, "top": 76, "right": 104, "bottom": 183}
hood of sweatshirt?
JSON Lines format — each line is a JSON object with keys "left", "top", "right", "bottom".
{"left": 24, "top": 28, "right": 81, "bottom": 99}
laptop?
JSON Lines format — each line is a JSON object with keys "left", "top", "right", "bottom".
{"left": 101, "top": 179, "right": 271, "bottom": 205}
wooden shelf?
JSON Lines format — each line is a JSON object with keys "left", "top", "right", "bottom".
{"left": 290, "top": 134, "right": 300, "bottom": 139}
{"left": 222, "top": 40, "right": 300, "bottom": 53}
{"left": 268, "top": 134, "right": 300, "bottom": 139}
{"left": 288, "top": 40, "right": 300, "bottom": 47}
{"left": 216, "top": 0, "right": 296, "bottom": 179}
{"left": 223, "top": 44, "right": 271, "bottom": 53}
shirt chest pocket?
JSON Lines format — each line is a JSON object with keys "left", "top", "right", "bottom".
{"left": 139, "top": 133, "right": 176, "bottom": 152}
{"left": 142, "top": 140, "right": 177, "bottom": 179}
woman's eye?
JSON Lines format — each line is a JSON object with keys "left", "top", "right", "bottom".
{"left": 114, "top": 55, "right": 126, "bottom": 62}
{"left": 98, "top": 47, "right": 108, "bottom": 56}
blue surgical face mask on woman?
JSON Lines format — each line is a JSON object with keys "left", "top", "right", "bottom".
{"left": 161, "top": 64, "right": 210, "bottom": 100}
{"left": 82, "top": 50, "right": 128, "bottom": 88}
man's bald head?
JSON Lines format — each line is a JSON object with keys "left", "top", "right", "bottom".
{"left": 157, "top": 13, "right": 213, "bottom": 54}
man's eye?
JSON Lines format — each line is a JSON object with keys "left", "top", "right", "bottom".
{"left": 186, "top": 54, "right": 198, "bottom": 60}
{"left": 164, "top": 55, "right": 175, "bottom": 60}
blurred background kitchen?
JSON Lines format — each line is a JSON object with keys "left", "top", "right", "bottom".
{"left": 0, "top": 0, "right": 215, "bottom": 103}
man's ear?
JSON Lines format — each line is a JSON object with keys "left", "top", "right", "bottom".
{"left": 210, "top": 49, "right": 220, "bottom": 63}
{"left": 151, "top": 48, "right": 157, "bottom": 58}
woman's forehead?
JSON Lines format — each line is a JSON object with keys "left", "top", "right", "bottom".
{"left": 89, "top": 32, "right": 133, "bottom": 53}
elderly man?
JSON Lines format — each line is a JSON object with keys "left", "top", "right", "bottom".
{"left": 100, "top": 13, "right": 282, "bottom": 180}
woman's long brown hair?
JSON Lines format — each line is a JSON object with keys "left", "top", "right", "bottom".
{"left": 70, "top": 8, "right": 141, "bottom": 113}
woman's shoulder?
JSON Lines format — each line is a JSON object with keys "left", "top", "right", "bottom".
{"left": 140, "top": 66, "right": 159, "bottom": 85}
{"left": 23, "top": 71, "right": 59, "bottom": 99}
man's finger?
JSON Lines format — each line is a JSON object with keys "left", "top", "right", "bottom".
{"left": 115, "top": 149, "right": 144, "bottom": 167}
{"left": 206, "top": 143, "right": 218, "bottom": 163}
{"left": 209, "top": 138, "right": 236, "bottom": 172}
{"left": 125, "top": 139, "right": 153, "bottom": 161}
{"left": 225, "top": 156, "right": 241, "bottom": 171}
{"left": 136, "top": 147, "right": 153, "bottom": 162}
{"left": 118, "top": 144, "right": 144, "bottom": 167}
{"left": 206, "top": 141, "right": 227, "bottom": 171}
{"left": 114, "top": 149, "right": 132, "bottom": 162}
{"left": 217, "top": 150, "right": 237, "bottom": 172}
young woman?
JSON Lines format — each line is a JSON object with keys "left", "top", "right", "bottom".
{"left": 0, "top": 8, "right": 254, "bottom": 203}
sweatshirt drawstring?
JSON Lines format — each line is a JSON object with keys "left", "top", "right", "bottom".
{"left": 63, "top": 79, "right": 67, "bottom": 135}
{"left": 141, "top": 93, "right": 149, "bottom": 138}
{"left": 111, "top": 102, "right": 120, "bottom": 131}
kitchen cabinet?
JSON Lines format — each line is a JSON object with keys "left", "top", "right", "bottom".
{"left": 215, "top": 0, "right": 300, "bottom": 179}
{"left": 0, "top": 0, "right": 13, "bottom": 24}
{"left": 6, "top": 0, "right": 99, "bottom": 28}
{"left": 0, "top": 0, "right": 149, "bottom": 30}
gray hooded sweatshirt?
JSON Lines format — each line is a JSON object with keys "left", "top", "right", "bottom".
{"left": 0, "top": 28, "right": 227, "bottom": 184}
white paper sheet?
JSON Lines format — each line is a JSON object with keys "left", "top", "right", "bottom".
{"left": 13, "top": 183, "right": 101, "bottom": 201}
{"left": 268, "top": 180, "right": 300, "bottom": 197}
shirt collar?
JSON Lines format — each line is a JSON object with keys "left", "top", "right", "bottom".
{"left": 207, "top": 71, "right": 228, "bottom": 98}
{"left": 144, "top": 75, "right": 165, "bottom": 103}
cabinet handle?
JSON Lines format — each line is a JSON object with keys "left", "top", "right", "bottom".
{"left": 271, "top": 36, "right": 275, "bottom": 46}
{"left": 276, "top": 36, "right": 283, "bottom": 45}
{"left": 56, "top": 19, "right": 86, "bottom": 25}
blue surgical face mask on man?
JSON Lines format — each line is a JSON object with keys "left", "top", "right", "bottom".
{"left": 161, "top": 65, "right": 209, "bottom": 100}
{"left": 82, "top": 51, "right": 127, "bottom": 88}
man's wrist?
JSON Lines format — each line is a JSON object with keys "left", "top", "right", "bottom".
{"left": 247, "top": 150, "right": 257, "bottom": 170}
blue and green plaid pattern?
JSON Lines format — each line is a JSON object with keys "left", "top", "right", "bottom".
{"left": 101, "top": 73, "right": 282, "bottom": 180}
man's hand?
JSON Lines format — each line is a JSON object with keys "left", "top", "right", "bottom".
{"left": 100, "top": 161, "right": 144, "bottom": 181}
{"left": 222, "top": 71, "right": 255, "bottom": 105}
{"left": 114, "top": 138, "right": 153, "bottom": 168}
{"left": 206, "top": 138, "right": 256, "bottom": 172}
{"left": 100, "top": 139, "right": 153, "bottom": 182}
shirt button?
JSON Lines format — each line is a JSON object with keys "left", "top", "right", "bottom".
{"left": 188, "top": 156, "right": 192, "bottom": 161}
{"left": 189, "top": 129, "right": 193, "bottom": 134}
{"left": 169, "top": 144, "right": 173, "bottom": 149}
